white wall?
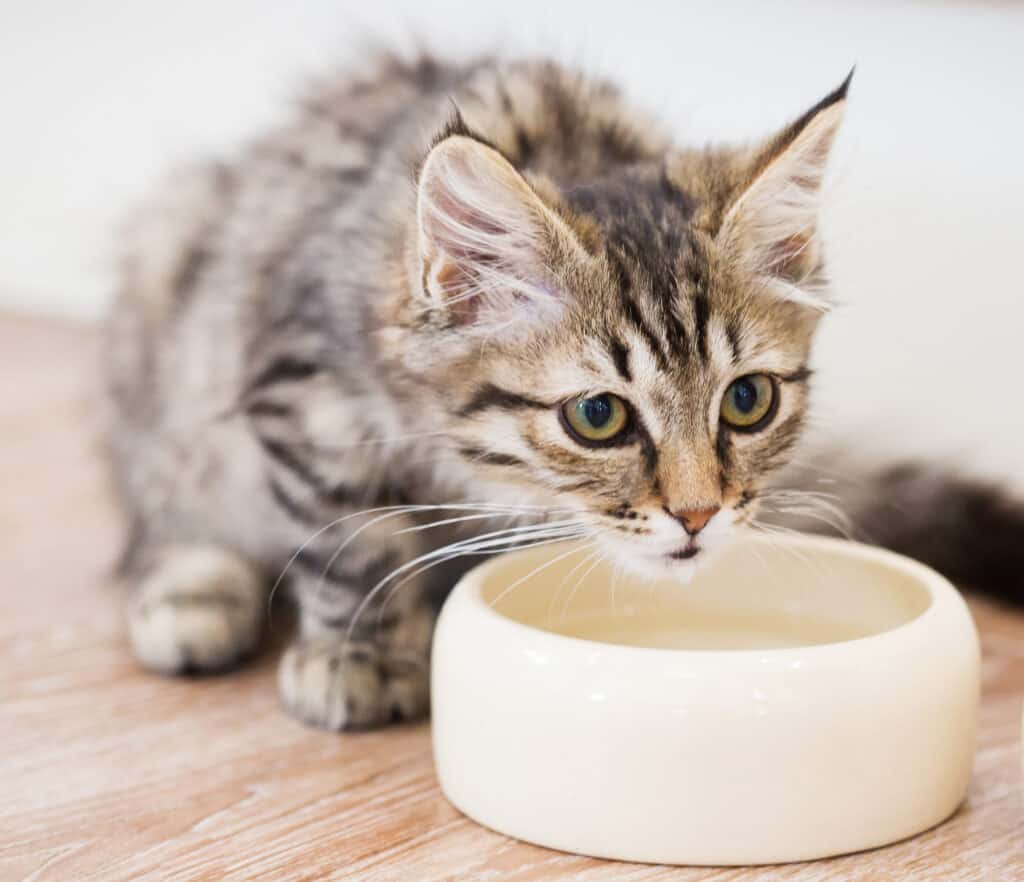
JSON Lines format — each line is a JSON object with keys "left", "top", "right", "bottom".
{"left": 2, "top": 0, "right": 1022, "bottom": 477}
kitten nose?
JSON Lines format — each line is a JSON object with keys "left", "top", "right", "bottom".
{"left": 667, "top": 506, "right": 720, "bottom": 536}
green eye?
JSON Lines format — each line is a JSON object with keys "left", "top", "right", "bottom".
{"left": 561, "top": 394, "right": 631, "bottom": 444}
{"left": 721, "top": 374, "right": 776, "bottom": 430}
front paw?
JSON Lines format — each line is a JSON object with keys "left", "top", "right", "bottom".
{"left": 277, "top": 639, "right": 429, "bottom": 731}
{"left": 130, "top": 546, "right": 264, "bottom": 674}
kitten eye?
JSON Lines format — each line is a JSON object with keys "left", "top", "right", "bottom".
{"left": 720, "top": 374, "right": 776, "bottom": 430}
{"left": 560, "top": 394, "right": 631, "bottom": 444}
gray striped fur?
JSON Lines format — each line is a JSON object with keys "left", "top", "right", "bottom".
{"left": 104, "top": 51, "right": 849, "bottom": 730}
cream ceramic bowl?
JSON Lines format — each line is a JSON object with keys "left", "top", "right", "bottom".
{"left": 431, "top": 535, "right": 980, "bottom": 866}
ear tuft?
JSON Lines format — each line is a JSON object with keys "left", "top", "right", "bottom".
{"left": 427, "top": 104, "right": 499, "bottom": 155}
{"left": 719, "top": 72, "right": 852, "bottom": 309}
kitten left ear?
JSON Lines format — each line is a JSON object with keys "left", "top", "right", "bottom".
{"left": 718, "top": 71, "right": 852, "bottom": 308}
{"left": 416, "top": 130, "right": 582, "bottom": 331}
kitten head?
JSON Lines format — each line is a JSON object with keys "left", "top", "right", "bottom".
{"left": 394, "top": 74, "right": 849, "bottom": 578}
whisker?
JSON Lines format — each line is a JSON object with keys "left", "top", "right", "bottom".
{"left": 747, "top": 520, "right": 831, "bottom": 583}
{"left": 487, "top": 539, "right": 595, "bottom": 611}
{"left": 609, "top": 559, "right": 625, "bottom": 615}
{"left": 269, "top": 504, "right": 423, "bottom": 613}
{"left": 314, "top": 510, "right": 580, "bottom": 606}
{"left": 559, "top": 547, "right": 607, "bottom": 622}
{"left": 393, "top": 509, "right": 575, "bottom": 536}
{"left": 756, "top": 487, "right": 859, "bottom": 541}
{"left": 345, "top": 525, "right": 589, "bottom": 647}
{"left": 545, "top": 543, "right": 602, "bottom": 626}
{"left": 270, "top": 501, "right": 564, "bottom": 614}
{"left": 372, "top": 530, "right": 583, "bottom": 637}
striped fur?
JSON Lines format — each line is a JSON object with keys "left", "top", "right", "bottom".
{"left": 105, "top": 51, "right": 859, "bottom": 731}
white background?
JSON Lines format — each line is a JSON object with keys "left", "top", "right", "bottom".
{"left": 2, "top": 0, "right": 1022, "bottom": 479}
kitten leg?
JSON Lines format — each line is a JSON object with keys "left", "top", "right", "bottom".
{"left": 277, "top": 522, "right": 435, "bottom": 730}
{"left": 130, "top": 544, "right": 266, "bottom": 674}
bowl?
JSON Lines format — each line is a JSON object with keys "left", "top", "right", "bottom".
{"left": 431, "top": 534, "right": 980, "bottom": 866}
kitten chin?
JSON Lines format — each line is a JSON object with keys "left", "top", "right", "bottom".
{"left": 598, "top": 529, "right": 737, "bottom": 585}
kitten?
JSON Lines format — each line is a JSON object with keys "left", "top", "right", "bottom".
{"left": 103, "top": 53, "right": 1019, "bottom": 732}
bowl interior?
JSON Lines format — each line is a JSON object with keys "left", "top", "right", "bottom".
{"left": 480, "top": 537, "right": 932, "bottom": 651}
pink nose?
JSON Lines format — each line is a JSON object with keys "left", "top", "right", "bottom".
{"left": 667, "top": 506, "right": 720, "bottom": 536}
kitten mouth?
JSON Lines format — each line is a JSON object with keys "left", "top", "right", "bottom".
{"left": 668, "top": 545, "right": 701, "bottom": 561}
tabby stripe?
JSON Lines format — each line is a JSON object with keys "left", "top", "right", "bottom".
{"left": 247, "top": 399, "right": 293, "bottom": 419}
{"left": 457, "top": 446, "right": 528, "bottom": 468}
{"left": 336, "top": 166, "right": 369, "bottom": 186}
{"left": 606, "top": 248, "right": 632, "bottom": 294}
{"left": 521, "top": 434, "right": 592, "bottom": 468}
{"left": 639, "top": 433, "right": 659, "bottom": 476}
{"left": 557, "top": 477, "right": 604, "bottom": 492}
{"left": 322, "top": 482, "right": 359, "bottom": 506}
{"left": 693, "top": 292, "right": 711, "bottom": 361}
{"left": 779, "top": 367, "right": 813, "bottom": 383}
{"left": 758, "top": 413, "right": 805, "bottom": 464}
{"left": 247, "top": 357, "right": 321, "bottom": 393}
{"left": 172, "top": 245, "right": 210, "bottom": 303}
{"left": 331, "top": 614, "right": 399, "bottom": 636}
{"left": 608, "top": 337, "right": 632, "bottom": 382}
{"left": 662, "top": 304, "right": 689, "bottom": 360}
{"left": 457, "top": 384, "right": 551, "bottom": 417}
{"left": 261, "top": 279, "right": 327, "bottom": 335}
{"left": 494, "top": 79, "right": 536, "bottom": 165}
{"left": 715, "top": 430, "right": 732, "bottom": 492}
{"left": 295, "top": 547, "right": 400, "bottom": 589}
{"left": 377, "top": 611, "right": 402, "bottom": 631}
{"left": 259, "top": 434, "right": 358, "bottom": 507}
{"left": 621, "top": 291, "right": 669, "bottom": 370}
{"left": 258, "top": 436, "right": 322, "bottom": 491}
{"left": 726, "top": 323, "right": 743, "bottom": 364}
{"left": 267, "top": 472, "right": 315, "bottom": 523}
{"left": 294, "top": 547, "right": 352, "bottom": 586}
{"left": 544, "top": 67, "right": 578, "bottom": 146}
{"left": 316, "top": 611, "right": 358, "bottom": 629}
{"left": 344, "top": 645, "right": 376, "bottom": 664}
{"left": 514, "top": 126, "right": 536, "bottom": 166}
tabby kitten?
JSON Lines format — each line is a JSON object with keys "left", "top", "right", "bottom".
{"left": 104, "top": 53, "right": 851, "bottom": 730}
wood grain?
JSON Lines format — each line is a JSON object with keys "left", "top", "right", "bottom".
{"left": 1, "top": 312, "right": 1021, "bottom": 881}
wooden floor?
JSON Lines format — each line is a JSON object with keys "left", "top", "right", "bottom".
{"left": 2, "top": 312, "right": 1022, "bottom": 881}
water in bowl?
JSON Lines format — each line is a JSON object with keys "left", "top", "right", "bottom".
{"left": 553, "top": 606, "right": 866, "bottom": 650}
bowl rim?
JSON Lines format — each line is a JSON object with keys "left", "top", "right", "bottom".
{"left": 450, "top": 534, "right": 964, "bottom": 662}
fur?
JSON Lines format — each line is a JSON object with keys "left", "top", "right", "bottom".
{"left": 103, "top": 51, "right": 1018, "bottom": 732}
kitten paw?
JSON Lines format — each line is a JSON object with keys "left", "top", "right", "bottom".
{"left": 130, "top": 545, "right": 264, "bottom": 674}
{"left": 382, "top": 653, "right": 431, "bottom": 722}
{"left": 277, "top": 639, "right": 429, "bottom": 731}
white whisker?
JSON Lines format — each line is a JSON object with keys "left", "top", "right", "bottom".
{"left": 393, "top": 510, "right": 573, "bottom": 536}
{"left": 488, "top": 540, "right": 595, "bottom": 611}
{"left": 315, "top": 510, "right": 583, "bottom": 604}
{"left": 271, "top": 501, "right": 565, "bottom": 614}
{"left": 545, "top": 543, "right": 602, "bottom": 626}
{"left": 559, "top": 547, "right": 607, "bottom": 622}
{"left": 345, "top": 524, "right": 589, "bottom": 647}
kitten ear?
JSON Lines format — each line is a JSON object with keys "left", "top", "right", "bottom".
{"left": 416, "top": 132, "right": 577, "bottom": 330}
{"left": 718, "top": 71, "right": 852, "bottom": 308}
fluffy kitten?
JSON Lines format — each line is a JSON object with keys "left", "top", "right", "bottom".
{"left": 103, "top": 53, "right": 1018, "bottom": 731}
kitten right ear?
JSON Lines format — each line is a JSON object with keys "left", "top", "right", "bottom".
{"left": 415, "top": 132, "right": 578, "bottom": 330}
